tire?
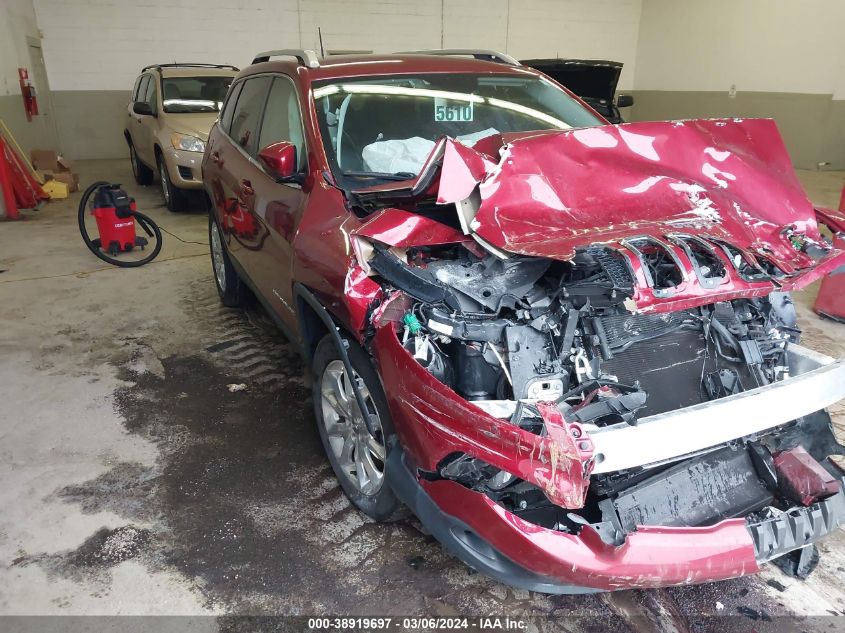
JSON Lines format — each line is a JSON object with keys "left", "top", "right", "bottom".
{"left": 312, "top": 334, "right": 402, "bottom": 521}
{"left": 157, "top": 153, "right": 187, "bottom": 212}
{"left": 129, "top": 142, "right": 154, "bottom": 185}
{"left": 209, "top": 215, "right": 246, "bottom": 307}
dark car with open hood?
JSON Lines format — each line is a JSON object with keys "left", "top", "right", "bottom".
{"left": 203, "top": 48, "right": 845, "bottom": 593}
{"left": 521, "top": 58, "right": 633, "bottom": 123}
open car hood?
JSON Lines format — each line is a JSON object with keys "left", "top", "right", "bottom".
{"left": 521, "top": 58, "right": 623, "bottom": 104}
{"left": 352, "top": 118, "right": 845, "bottom": 311}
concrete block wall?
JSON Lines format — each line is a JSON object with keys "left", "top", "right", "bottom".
{"left": 0, "top": 0, "right": 59, "bottom": 160}
{"left": 32, "top": 0, "right": 643, "bottom": 159}
{"left": 631, "top": 0, "right": 845, "bottom": 169}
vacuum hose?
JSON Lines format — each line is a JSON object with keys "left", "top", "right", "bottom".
{"left": 78, "top": 181, "right": 162, "bottom": 267}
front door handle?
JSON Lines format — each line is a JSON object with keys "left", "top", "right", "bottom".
{"left": 210, "top": 151, "right": 221, "bottom": 165}
{"left": 240, "top": 180, "right": 254, "bottom": 197}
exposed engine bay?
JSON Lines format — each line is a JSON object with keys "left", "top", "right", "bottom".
{"left": 340, "top": 118, "right": 845, "bottom": 582}
{"left": 363, "top": 236, "right": 845, "bottom": 566}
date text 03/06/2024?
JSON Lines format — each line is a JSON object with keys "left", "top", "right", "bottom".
{"left": 307, "top": 617, "right": 527, "bottom": 630}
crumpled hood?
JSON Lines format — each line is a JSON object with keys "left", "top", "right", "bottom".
{"left": 441, "top": 118, "right": 826, "bottom": 271}
{"left": 352, "top": 117, "right": 845, "bottom": 312}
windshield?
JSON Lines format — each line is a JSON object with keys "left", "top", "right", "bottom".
{"left": 312, "top": 73, "right": 602, "bottom": 184}
{"left": 162, "top": 76, "right": 233, "bottom": 114}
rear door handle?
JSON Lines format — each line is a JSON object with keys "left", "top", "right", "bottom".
{"left": 240, "top": 180, "right": 254, "bottom": 197}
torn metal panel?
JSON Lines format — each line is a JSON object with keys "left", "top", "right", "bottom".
{"left": 350, "top": 119, "right": 845, "bottom": 313}
{"left": 352, "top": 207, "right": 469, "bottom": 248}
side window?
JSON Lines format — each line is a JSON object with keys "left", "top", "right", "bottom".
{"left": 257, "top": 76, "right": 306, "bottom": 171}
{"left": 131, "top": 75, "right": 143, "bottom": 101}
{"left": 219, "top": 81, "right": 244, "bottom": 134}
{"left": 135, "top": 75, "right": 150, "bottom": 103}
{"left": 143, "top": 75, "right": 157, "bottom": 112}
{"left": 229, "top": 76, "right": 271, "bottom": 156}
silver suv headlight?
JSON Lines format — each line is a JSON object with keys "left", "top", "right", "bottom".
{"left": 170, "top": 133, "right": 206, "bottom": 153}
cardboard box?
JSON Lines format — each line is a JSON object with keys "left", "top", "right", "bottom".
{"left": 31, "top": 149, "right": 59, "bottom": 171}
{"left": 30, "top": 149, "right": 74, "bottom": 173}
{"left": 31, "top": 149, "right": 79, "bottom": 194}
{"left": 57, "top": 156, "right": 74, "bottom": 172}
{"left": 51, "top": 171, "right": 79, "bottom": 192}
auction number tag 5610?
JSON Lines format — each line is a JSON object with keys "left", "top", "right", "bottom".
{"left": 434, "top": 97, "right": 474, "bottom": 122}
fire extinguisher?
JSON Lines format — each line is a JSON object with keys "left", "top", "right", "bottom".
{"left": 78, "top": 181, "right": 162, "bottom": 267}
{"left": 18, "top": 68, "right": 38, "bottom": 121}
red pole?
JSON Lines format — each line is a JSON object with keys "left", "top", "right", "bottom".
{"left": 0, "top": 136, "right": 20, "bottom": 220}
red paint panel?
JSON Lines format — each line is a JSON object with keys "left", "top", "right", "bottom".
{"left": 814, "top": 235, "right": 845, "bottom": 320}
{"left": 470, "top": 120, "right": 822, "bottom": 266}
{"left": 353, "top": 208, "right": 468, "bottom": 247}
{"left": 773, "top": 447, "right": 841, "bottom": 506}
{"left": 424, "top": 478, "right": 760, "bottom": 590}
{"left": 370, "top": 317, "right": 593, "bottom": 510}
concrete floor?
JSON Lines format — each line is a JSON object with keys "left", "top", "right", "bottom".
{"left": 1, "top": 159, "right": 844, "bottom": 630}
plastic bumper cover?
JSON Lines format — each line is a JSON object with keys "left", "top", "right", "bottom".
{"left": 163, "top": 148, "right": 203, "bottom": 189}
{"left": 389, "top": 445, "right": 763, "bottom": 592}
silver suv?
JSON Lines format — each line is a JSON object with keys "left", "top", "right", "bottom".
{"left": 124, "top": 63, "right": 237, "bottom": 211}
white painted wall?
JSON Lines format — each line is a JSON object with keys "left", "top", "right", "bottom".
{"left": 0, "top": 0, "right": 39, "bottom": 98}
{"left": 33, "top": 0, "right": 643, "bottom": 93}
{"left": 634, "top": 0, "right": 845, "bottom": 97}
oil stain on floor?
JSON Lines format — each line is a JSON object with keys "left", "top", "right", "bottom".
{"left": 15, "top": 282, "right": 807, "bottom": 631}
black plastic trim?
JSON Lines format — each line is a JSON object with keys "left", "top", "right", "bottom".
{"left": 748, "top": 477, "right": 845, "bottom": 563}
{"left": 294, "top": 283, "right": 378, "bottom": 436}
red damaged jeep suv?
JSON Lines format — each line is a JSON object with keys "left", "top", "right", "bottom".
{"left": 203, "top": 49, "right": 845, "bottom": 593}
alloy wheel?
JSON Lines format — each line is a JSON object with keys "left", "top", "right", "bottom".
{"left": 210, "top": 221, "right": 227, "bottom": 293}
{"left": 320, "top": 359, "right": 386, "bottom": 496}
{"left": 159, "top": 161, "right": 170, "bottom": 203}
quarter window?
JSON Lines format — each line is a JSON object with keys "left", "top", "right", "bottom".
{"left": 219, "top": 81, "right": 244, "bottom": 134}
{"left": 257, "top": 77, "right": 306, "bottom": 171}
{"left": 131, "top": 75, "right": 143, "bottom": 101}
{"left": 229, "top": 76, "right": 271, "bottom": 156}
{"left": 142, "top": 74, "right": 157, "bottom": 111}
{"left": 135, "top": 75, "right": 150, "bottom": 103}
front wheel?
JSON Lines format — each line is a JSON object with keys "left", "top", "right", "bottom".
{"left": 209, "top": 215, "right": 246, "bottom": 307}
{"left": 312, "top": 334, "right": 402, "bottom": 521}
{"left": 158, "top": 154, "right": 187, "bottom": 212}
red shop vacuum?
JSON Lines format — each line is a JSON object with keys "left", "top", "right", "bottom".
{"left": 78, "top": 181, "right": 162, "bottom": 267}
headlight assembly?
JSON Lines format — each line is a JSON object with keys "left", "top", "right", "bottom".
{"left": 170, "top": 133, "right": 206, "bottom": 153}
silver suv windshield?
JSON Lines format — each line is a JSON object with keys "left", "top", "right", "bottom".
{"left": 312, "top": 73, "right": 602, "bottom": 183}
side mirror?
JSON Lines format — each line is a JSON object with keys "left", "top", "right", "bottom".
{"left": 258, "top": 141, "right": 301, "bottom": 182}
{"left": 133, "top": 101, "right": 155, "bottom": 116}
{"left": 617, "top": 95, "right": 634, "bottom": 108}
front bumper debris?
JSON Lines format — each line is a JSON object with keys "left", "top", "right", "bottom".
{"left": 749, "top": 479, "right": 845, "bottom": 563}
{"left": 589, "top": 346, "right": 845, "bottom": 474}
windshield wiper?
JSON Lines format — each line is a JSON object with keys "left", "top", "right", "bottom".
{"left": 342, "top": 171, "right": 416, "bottom": 181}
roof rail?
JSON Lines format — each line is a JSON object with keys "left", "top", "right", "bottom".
{"left": 252, "top": 49, "right": 320, "bottom": 68}
{"left": 142, "top": 63, "right": 239, "bottom": 72}
{"left": 396, "top": 49, "right": 520, "bottom": 66}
